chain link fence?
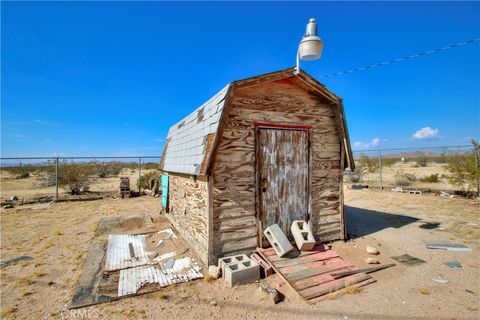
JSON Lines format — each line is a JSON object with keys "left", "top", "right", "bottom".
{"left": 0, "top": 156, "right": 161, "bottom": 203}
{"left": 347, "top": 144, "right": 479, "bottom": 195}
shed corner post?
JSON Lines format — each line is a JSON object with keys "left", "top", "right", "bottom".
{"left": 55, "top": 157, "right": 59, "bottom": 200}
{"left": 138, "top": 157, "right": 142, "bottom": 193}
{"left": 339, "top": 141, "right": 346, "bottom": 240}
{"left": 207, "top": 175, "right": 215, "bottom": 266}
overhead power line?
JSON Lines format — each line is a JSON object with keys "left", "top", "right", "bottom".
{"left": 319, "top": 38, "right": 480, "bottom": 78}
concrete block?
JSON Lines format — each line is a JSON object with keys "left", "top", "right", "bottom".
{"left": 291, "top": 220, "right": 316, "bottom": 251}
{"left": 224, "top": 259, "right": 260, "bottom": 287}
{"left": 263, "top": 224, "right": 293, "bottom": 257}
{"left": 217, "top": 254, "right": 249, "bottom": 277}
{"left": 250, "top": 253, "right": 273, "bottom": 278}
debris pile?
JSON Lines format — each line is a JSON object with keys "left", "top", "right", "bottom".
{"left": 216, "top": 221, "right": 391, "bottom": 303}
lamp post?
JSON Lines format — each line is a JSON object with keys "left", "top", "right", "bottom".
{"left": 294, "top": 18, "right": 324, "bottom": 75}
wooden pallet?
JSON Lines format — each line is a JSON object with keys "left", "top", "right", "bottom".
{"left": 257, "top": 242, "right": 375, "bottom": 303}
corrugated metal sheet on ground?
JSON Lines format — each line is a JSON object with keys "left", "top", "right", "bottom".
{"left": 105, "top": 235, "right": 151, "bottom": 271}
{"left": 117, "top": 257, "right": 203, "bottom": 296}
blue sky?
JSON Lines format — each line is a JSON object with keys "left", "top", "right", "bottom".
{"left": 1, "top": 1, "right": 479, "bottom": 157}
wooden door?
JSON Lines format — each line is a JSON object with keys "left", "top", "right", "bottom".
{"left": 257, "top": 128, "right": 309, "bottom": 246}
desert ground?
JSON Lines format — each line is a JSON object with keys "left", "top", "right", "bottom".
{"left": 1, "top": 188, "right": 479, "bottom": 320}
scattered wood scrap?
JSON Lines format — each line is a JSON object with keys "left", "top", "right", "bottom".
{"left": 330, "top": 263, "right": 395, "bottom": 279}
{"left": 257, "top": 242, "right": 377, "bottom": 303}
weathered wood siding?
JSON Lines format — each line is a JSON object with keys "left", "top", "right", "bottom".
{"left": 212, "top": 77, "right": 342, "bottom": 259}
{"left": 257, "top": 128, "right": 309, "bottom": 245}
{"left": 166, "top": 174, "right": 209, "bottom": 264}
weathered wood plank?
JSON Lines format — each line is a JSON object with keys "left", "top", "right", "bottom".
{"left": 215, "top": 236, "right": 258, "bottom": 255}
{"left": 273, "top": 250, "right": 340, "bottom": 268}
{"left": 258, "top": 128, "right": 309, "bottom": 241}
{"left": 166, "top": 174, "right": 209, "bottom": 264}
{"left": 299, "top": 273, "right": 371, "bottom": 300}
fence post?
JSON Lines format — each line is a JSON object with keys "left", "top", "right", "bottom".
{"left": 138, "top": 157, "right": 142, "bottom": 193}
{"left": 55, "top": 157, "right": 59, "bottom": 200}
{"left": 474, "top": 143, "right": 480, "bottom": 197}
{"left": 378, "top": 151, "right": 383, "bottom": 190}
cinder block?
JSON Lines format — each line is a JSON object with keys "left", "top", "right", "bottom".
{"left": 224, "top": 259, "right": 260, "bottom": 287}
{"left": 217, "top": 254, "right": 249, "bottom": 277}
{"left": 263, "top": 224, "right": 293, "bottom": 257}
{"left": 291, "top": 220, "right": 316, "bottom": 251}
{"left": 250, "top": 253, "right": 273, "bottom": 278}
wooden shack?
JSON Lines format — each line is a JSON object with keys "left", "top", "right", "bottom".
{"left": 160, "top": 68, "right": 354, "bottom": 265}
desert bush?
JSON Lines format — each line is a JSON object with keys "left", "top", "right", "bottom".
{"left": 58, "top": 162, "right": 92, "bottom": 195}
{"left": 394, "top": 169, "right": 416, "bottom": 187}
{"left": 382, "top": 157, "right": 400, "bottom": 167}
{"left": 137, "top": 170, "right": 162, "bottom": 190}
{"left": 419, "top": 173, "right": 440, "bottom": 183}
{"left": 357, "top": 154, "right": 377, "bottom": 173}
{"left": 142, "top": 162, "right": 160, "bottom": 170}
{"left": 445, "top": 140, "right": 480, "bottom": 192}
{"left": 416, "top": 156, "right": 429, "bottom": 167}
{"left": 92, "top": 163, "right": 122, "bottom": 178}
{"left": 345, "top": 169, "right": 364, "bottom": 183}
{"left": 15, "top": 169, "right": 30, "bottom": 179}
{"left": 39, "top": 171, "right": 56, "bottom": 187}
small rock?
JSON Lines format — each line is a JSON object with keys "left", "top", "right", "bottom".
{"left": 261, "top": 284, "right": 282, "bottom": 304}
{"left": 208, "top": 265, "right": 220, "bottom": 279}
{"left": 210, "top": 300, "right": 217, "bottom": 306}
{"left": 365, "top": 258, "right": 380, "bottom": 264}
{"left": 366, "top": 245, "right": 379, "bottom": 255}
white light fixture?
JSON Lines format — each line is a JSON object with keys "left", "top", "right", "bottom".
{"left": 294, "top": 18, "right": 324, "bottom": 75}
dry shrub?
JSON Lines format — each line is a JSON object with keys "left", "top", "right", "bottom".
{"left": 420, "top": 173, "right": 440, "bottom": 183}
{"left": 382, "top": 157, "right": 400, "bottom": 167}
{"left": 203, "top": 274, "right": 215, "bottom": 283}
{"left": 137, "top": 170, "right": 162, "bottom": 189}
{"left": 416, "top": 156, "right": 429, "bottom": 167}
{"left": 357, "top": 154, "right": 377, "bottom": 173}
{"left": 58, "top": 162, "right": 91, "bottom": 195}
{"left": 419, "top": 288, "right": 430, "bottom": 295}
{"left": 445, "top": 140, "right": 480, "bottom": 193}
{"left": 92, "top": 162, "right": 123, "bottom": 178}
{"left": 394, "top": 169, "right": 416, "bottom": 187}
{"left": 345, "top": 168, "right": 364, "bottom": 183}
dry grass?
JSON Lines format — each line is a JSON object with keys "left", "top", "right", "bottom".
{"left": 33, "top": 271, "right": 47, "bottom": 278}
{"left": 1, "top": 307, "right": 16, "bottom": 317}
{"left": 326, "top": 292, "right": 339, "bottom": 300}
{"left": 419, "top": 288, "right": 430, "bottom": 295}
{"left": 20, "top": 290, "right": 32, "bottom": 297}
{"left": 16, "top": 277, "right": 35, "bottom": 287}
{"left": 344, "top": 285, "right": 361, "bottom": 294}
{"left": 203, "top": 274, "right": 216, "bottom": 283}
{"left": 157, "top": 292, "right": 169, "bottom": 300}
{"left": 466, "top": 306, "right": 478, "bottom": 312}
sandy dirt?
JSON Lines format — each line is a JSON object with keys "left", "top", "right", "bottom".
{"left": 0, "top": 190, "right": 479, "bottom": 319}
{"left": 0, "top": 169, "right": 156, "bottom": 202}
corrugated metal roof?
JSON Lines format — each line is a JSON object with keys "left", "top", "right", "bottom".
{"left": 162, "top": 84, "right": 230, "bottom": 175}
